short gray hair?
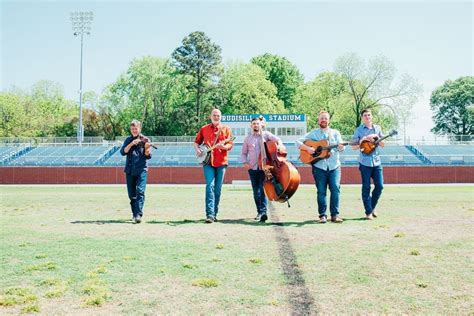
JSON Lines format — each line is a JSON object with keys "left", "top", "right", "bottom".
{"left": 130, "top": 119, "right": 141, "bottom": 127}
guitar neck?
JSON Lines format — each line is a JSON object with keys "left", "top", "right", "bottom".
{"left": 325, "top": 142, "right": 350, "bottom": 150}
{"left": 209, "top": 137, "right": 234, "bottom": 151}
{"left": 374, "top": 133, "right": 394, "bottom": 145}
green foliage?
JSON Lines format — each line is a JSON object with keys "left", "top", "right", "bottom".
{"left": 251, "top": 53, "right": 304, "bottom": 110}
{"left": 430, "top": 76, "right": 474, "bottom": 139}
{"left": 334, "top": 52, "right": 421, "bottom": 129}
{"left": 293, "top": 72, "right": 354, "bottom": 134}
{"left": 293, "top": 72, "right": 396, "bottom": 135}
{"left": 104, "top": 56, "right": 192, "bottom": 137}
{"left": 25, "top": 261, "right": 57, "bottom": 272}
{"left": 172, "top": 31, "right": 222, "bottom": 121}
{"left": 21, "top": 304, "right": 40, "bottom": 313}
{"left": 218, "top": 62, "right": 285, "bottom": 114}
{"left": 0, "top": 287, "right": 37, "bottom": 307}
{"left": 44, "top": 288, "right": 65, "bottom": 298}
{"left": 81, "top": 278, "right": 109, "bottom": 306}
{"left": 0, "top": 81, "right": 76, "bottom": 137}
{"left": 192, "top": 278, "right": 219, "bottom": 288}
{"left": 38, "top": 278, "right": 62, "bottom": 286}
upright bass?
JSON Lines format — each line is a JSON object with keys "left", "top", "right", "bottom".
{"left": 259, "top": 127, "right": 300, "bottom": 206}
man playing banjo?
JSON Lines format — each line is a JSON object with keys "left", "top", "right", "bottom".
{"left": 194, "top": 109, "right": 234, "bottom": 223}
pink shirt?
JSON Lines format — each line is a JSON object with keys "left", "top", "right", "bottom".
{"left": 240, "top": 131, "right": 281, "bottom": 170}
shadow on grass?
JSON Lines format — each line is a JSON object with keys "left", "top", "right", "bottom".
{"left": 70, "top": 218, "right": 355, "bottom": 226}
{"left": 145, "top": 218, "right": 320, "bottom": 227}
{"left": 343, "top": 217, "right": 369, "bottom": 221}
{"left": 71, "top": 219, "right": 131, "bottom": 225}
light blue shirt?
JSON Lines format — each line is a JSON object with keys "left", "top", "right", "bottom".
{"left": 352, "top": 124, "right": 384, "bottom": 167}
{"left": 296, "top": 128, "right": 343, "bottom": 171}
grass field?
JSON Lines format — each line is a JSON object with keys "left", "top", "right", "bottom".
{"left": 0, "top": 184, "right": 473, "bottom": 315}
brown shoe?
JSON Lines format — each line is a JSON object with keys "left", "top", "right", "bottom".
{"left": 318, "top": 216, "right": 327, "bottom": 224}
{"left": 331, "top": 216, "right": 343, "bottom": 223}
{"left": 205, "top": 217, "right": 214, "bottom": 223}
{"left": 366, "top": 214, "right": 374, "bottom": 220}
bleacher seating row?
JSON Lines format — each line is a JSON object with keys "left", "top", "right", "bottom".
{"left": 0, "top": 144, "right": 472, "bottom": 167}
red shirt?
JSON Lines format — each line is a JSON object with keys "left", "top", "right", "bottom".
{"left": 195, "top": 123, "right": 234, "bottom": 167}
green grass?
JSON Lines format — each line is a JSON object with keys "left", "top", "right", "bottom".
{"left": 0, "top": 185, "right": 473, "bottom": 314}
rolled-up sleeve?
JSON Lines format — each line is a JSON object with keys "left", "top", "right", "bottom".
{"left": 194, "top": 128, "right": 203, "bottom": 145}
{"left": 352, "top": 128, "right": 361, "bottom": 144}
{"left": 120, "top": 137, "right": 131, "bottom": 156}
{"left": 265, "top": 131, "right": 281, "bottom": 143}
{"left": 295, "top": 132, "right": 311, "bottom": 149}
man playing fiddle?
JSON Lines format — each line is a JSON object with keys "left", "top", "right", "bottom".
{"left": 120, "top": 119, "right": 152, "bottom": 224}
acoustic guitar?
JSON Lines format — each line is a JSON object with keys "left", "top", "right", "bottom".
{"left": 359, "top": 130, "right": 398, "bottom": 155}
{"left": 299, "top": 140, "right": 351, "bottom": 165}
{"left": 196, "top": 136, "right": 236, "bottom": 165}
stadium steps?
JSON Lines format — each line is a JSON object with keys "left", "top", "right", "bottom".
{"left": 0, "top": 145, "right": 34, "bottom": 165}
{"left": 405, "top": 145, "right": 432, "bottom": 164}
{"left": 95, "top": 145, "right": 120, "bottom": 165}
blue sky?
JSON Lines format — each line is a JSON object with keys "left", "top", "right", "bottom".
{"left": 1, "top": 0, "right": 473, "bottom": 137}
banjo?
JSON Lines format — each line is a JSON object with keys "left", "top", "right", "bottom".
{"left": 196, "top": 136, "right": 235, "bottom": 165}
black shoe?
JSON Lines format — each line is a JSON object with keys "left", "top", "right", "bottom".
{"left": 259, "top": 214, "right": 268, "bottom": 222}
{"left": 213, "top": 217, "right": 218, "bottom": 222}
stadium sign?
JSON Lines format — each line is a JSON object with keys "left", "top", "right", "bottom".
{"left": 222, "top": 114, "right": 306, "bottom": 123}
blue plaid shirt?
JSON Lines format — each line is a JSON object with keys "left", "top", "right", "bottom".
{"left": 352, "top": 124, "right": 384, "bottom": 167}
{"left": 296, "top": 128, "right": 343, "bottom": 171}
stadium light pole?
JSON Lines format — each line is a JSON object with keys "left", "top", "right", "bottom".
{"left": 70, "top": 11, "right": 93, "bottom": 145}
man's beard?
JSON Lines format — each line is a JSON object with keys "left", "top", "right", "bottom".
{"left": 319, "top": 122, "right": 328, "bottom": 128}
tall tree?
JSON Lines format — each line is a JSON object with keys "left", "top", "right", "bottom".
{"left": 0, "top": 93, "right": 26, "bottom": 137}
{"left": 293, "top": 72, "right": 352, "bottom": 133}
{"left": 251, "top": 53, "right": 304, "bottom": 110}
{"left": 104, "top": 56, "right": 191, "bottom": 137}
{"left": 334, "top": 52, "right": 422, "bottom": 128}
{"left": 430, "top": 76, "right": 474, "bottom": 140}
{"left": 217, "top": 62, "right": 285, "bottom": 114}
{"left": 172, "top": 31, "right": 222, "bottom": 120}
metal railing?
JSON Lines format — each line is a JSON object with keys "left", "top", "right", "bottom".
{"left": 0, "top": 134, "right": 472, "bottom": 145}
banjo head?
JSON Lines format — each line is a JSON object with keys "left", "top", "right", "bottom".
{"left": 196, "top": 144, "right": 211, "bottom": 164}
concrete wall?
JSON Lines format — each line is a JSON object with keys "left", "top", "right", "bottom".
{"left": 0, "top": 166, "right": 473, "bottom": 184}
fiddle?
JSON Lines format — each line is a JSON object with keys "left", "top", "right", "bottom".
{"left": 134, "top": 135, "right": 158, "bottom": 149}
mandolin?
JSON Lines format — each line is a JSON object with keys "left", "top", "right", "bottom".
{"left": 299, "top": 140, "right": 352, "bottom": 165}
{"left": 359, "top": 130, "right": 398, "bottom": 155}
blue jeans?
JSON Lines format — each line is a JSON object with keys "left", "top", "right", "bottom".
{"left": 312, "top": 166, "right": 341, "bottom": 217}
{"left": 203, "top": 165, "right": 226, "bottom": 218}
{"left": 126, "top": 170, "right": 148, "bottom": 218}
{"left": 248, "top": 169, "right": 268, "bottom": 215}
{"left": 358, "top": 164, "right": 384, "bottom": 215}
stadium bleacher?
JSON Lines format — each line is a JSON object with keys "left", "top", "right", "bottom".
{"left": 417, "top": 145, "right": 474, "bottom": 165}
{"left": 0, "top": 143, "right": 472, "bottom": 166}
{"left": 9, "top": 145, "right": 115, "bottom": 166}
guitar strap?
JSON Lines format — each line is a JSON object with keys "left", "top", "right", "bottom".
{"left": 328, "top": 128, "right": 334, "bottom": 146}
{"left": 212, "top": 126, "right": 222, "bottom": 146}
